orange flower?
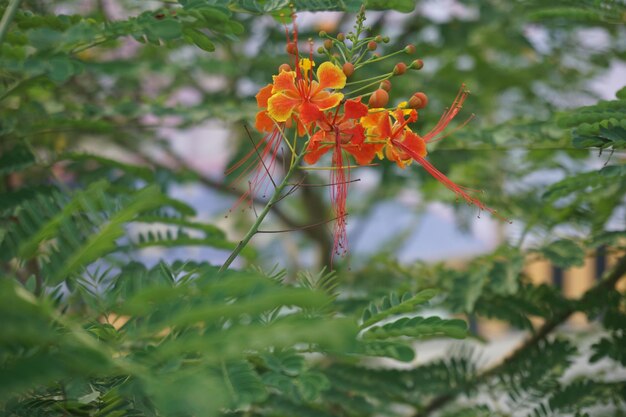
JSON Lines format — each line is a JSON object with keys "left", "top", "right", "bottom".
{"left": 304, "top": 98, "right": 381, "bottom": 166}
{"left": 303, "top": 98, "right": 382, "bottom": 258}
{"left": 362, "top": 107, "right": 426, "bottom": 168}
{"left": 255, "top": 77, "right": 306, "bottom": 136}
{"left": 362, "top": 87, "right": 500, "bottom": 218}
{"left": 267, "top": 60, "right": 346, "bottom": 126}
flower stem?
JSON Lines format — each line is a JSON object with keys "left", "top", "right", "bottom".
{"left": 345, "top": 73, "right": 392, "bottom": 96}
{"left": 356, "top": 48, "right": 405, "bottom": 67}
{"left": 219, "top": 149, "right": 307, "bottom": 272}
{"left": 0, "top": 0, "right": 22, "bottom": 46}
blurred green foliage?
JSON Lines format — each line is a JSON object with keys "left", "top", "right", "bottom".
{"left": 1, "top": 0, "right": 626, "bottom": 416}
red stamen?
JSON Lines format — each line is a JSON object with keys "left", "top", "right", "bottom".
{"left": 227, "top": 127, "right": 283, "bottom": 208}
{"left": 330, "top": 133, "right": 350, "bottom": 259}
{"left": 394, "top": 139, "right": 509, "bottom": 222}
{"left": 423, "top": 85, "right": 469, "bottom": 143}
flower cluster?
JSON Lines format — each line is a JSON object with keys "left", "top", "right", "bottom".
{"left": 231, "top": 11, "right": 502, "bottom": 259}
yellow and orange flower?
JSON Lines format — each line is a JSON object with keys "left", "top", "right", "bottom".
{"left": 304, "top": 98, "right": 381, "bottom": 166}
{"left": 267, "top": 60, "right": 346, "bottom": 126}
{"left": 361, "top": 88, "right": 500, "bottom": 218}
{"left": 361, "top": 107, "right": 427, "bottom": 168}
{"left": 302, "top": 98, "right": 376, "bottom": 258}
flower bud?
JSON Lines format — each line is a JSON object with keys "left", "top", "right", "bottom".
{"left": 368, "top": 89, "right": 389, "bottom": 108}
{"left": 367, "top": 41, "right": 377, "bottom": 51}
{"left": 278, "top": 63, "right": 291, "bottom": 72}
{"left": 342, "top": 62, "right": 355, "bottom": 77}
{"left": 410, "top": 59, "right": 424, "bottom": 70}
{"left": 317, "top": 46, "right": 325, "bottom": 54}
{"left": 408, "top": 92, "right": 428, "bottom": 109}
{"left": 337, "top": 32, "right": 345, "bottom": 42}
{"left": 323, "top": 39, "right": 333, "bottom": 50}
{"left": 375, "top": 35, "right": 383, "bottom": 43}
{"left": 379, "top": 79, "right": 392, "bottom": 91}
{"left": 382, "top": 36, "right": 390, "bottom": 43}
{"left": 319, "top": 30, "right": 327, "bottom": 37}
{"left": 393, "top": 62, "right": 407, "bottom": 75}
{"left": 286, "top": 42, "right": 298, "bottom": 55}
{"left": 404, "top": 44, "right": 416, "bottom": 54}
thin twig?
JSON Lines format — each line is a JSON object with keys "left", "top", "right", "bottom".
{"left": 219, "top": 150, "right": 309, "bottom": 271}
{"left": 244, "top": 124, "right": 277, "bottom": 189}
{"left": 257, "top": 214, "right": 346, "bottom": 234}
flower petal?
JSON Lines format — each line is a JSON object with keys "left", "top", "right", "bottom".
{"left": 299, "top": 101, "right": 324, "bottom": 125}
{"left": 311, "top": 90, "right": 344, "bottom": 111}
{"left": 402, "top": 131, "right": 427, "bottom": 158}
{"left": 348, "top": 142, "right": 382, "bottom": 165}
{"left": 316, "top": 61, "right": 346, "bottom": 90}
{"left": 271, "top": 70, "right": 297, "bottom": 93}
{"left": 344, "top": 98, "right": 368, "bottom": 120}
{"left": 255, "top": 110, "right": 275, "bottom": 133}
{"left": 256, "top": 84, "right": 274, "bottom": 108}
{"left": 304, "top": 131, "right": 331, "bottom": 164}
{"left": 362, "top": 110, "right": 392, "bottom": 140}
{"left": 267, "top": 93, "right": 300, "bottom": 122}
{"left": 384, "top": 145, "right": 412, "bottom": 168}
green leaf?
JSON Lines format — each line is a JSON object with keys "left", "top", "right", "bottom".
{"left": 366, "top": 0, "right": 415, "bottom": 12}
{"left": 26, "top": 28, "right": 62, "bottom": 50}
{"left": 0, "top": 143, "right": 36, "bottom": 176}
{"left": 360, "top": 341, "right": 416, "bottom": 362}
{"left": 221, "top": 360, "right": 267, "bottom": 405}
{"left": 489, "top": 249, "right": 524, "bottom": 296}
{"left": 539, "top": 239, "right": 585, "bottom": 268}
{"left": 49, "top": 185, "right": 170, "bottom": 283}
{"left": 600, "top": 164, "right": 626, "bottom": 178}
{"left": 262, "top": 349, "right": 305, "bottom": 376}
{"left": 147, "top": 19, "right": 183, "bottom": 40}
{"left": 48, "top": 57, "right": 75, "bottom": 83}
{"left": 364, "top": 316, "right": 468, "bottom": 340}
{"left": 361, "top": 289, "right": 439, "bottom": 328}
{"left": 447, "top": 265, "right": 489, "bottom": 313}
{"left": 297, "top": 371, "right": 330, "bottom": 401}
{"left": 17, "top": 181, "right": 109, "bottom": 259}
{"left": 184, "top": 28, "right": 215, "bottom": 52}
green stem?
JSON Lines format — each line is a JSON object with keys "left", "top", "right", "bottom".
{"left": 219, "top": 149, "right": 307, "bottom": 272}
{"left": 71, "top": 37, "right": 110, "bottom": 54}
{"left": 355, "top": 49, "right": 406, "bottom": 68}
{"left": 345, "top": 73, "right": 389, "bottom": 85}
{"left": 0, "top": 0, "right": 22, "bottom": 46}
{"left": 346, "top": 73, "right": 392, "bottom": 96}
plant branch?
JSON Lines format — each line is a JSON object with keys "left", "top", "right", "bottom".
{"left": 0, "top": 0, "right": 21, "bottom": 46}
{"left": 219, "top": 150, "right": 308, "bottom": 271}
{"left": 415, "top": 253, "right": 626, "bottom": 417}
{"left": 134, "top": 144, "right": 330, "bottom": 250}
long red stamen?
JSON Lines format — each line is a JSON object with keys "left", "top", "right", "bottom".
{"left": 395, "top": 140, "right": 508, "bottom": 221}
{"left": 330, "top": 128, "right": 350, "bottom": 260}
{"left": 227, "top": 127, "right": 283, "bottom": 208}
{"left": 423, "top": 85, "right": 469, "bottom": 143}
